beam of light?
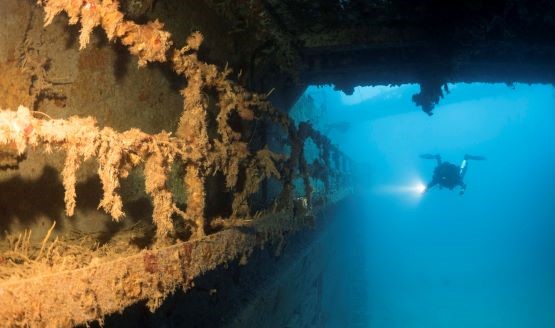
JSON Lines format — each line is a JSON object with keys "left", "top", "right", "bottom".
{"left": 372, "top": 179, "right": 427, "bottom": 197}
{"left": 415, "top": 182, "right": 426, "bottom": 194}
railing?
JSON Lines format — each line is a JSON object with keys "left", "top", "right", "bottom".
{"left": 0, "top": 2, "right": 354, "bottom": 325}
{"left": 0, "top": 0, "right": 353, "bottom": 244}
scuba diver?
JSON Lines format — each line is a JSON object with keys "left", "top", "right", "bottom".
{"left": 420, "top": 154, "right": 486, "bottom": 195}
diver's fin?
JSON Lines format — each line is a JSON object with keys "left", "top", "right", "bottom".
{"left": 464, "top": 154, "right": 486, "bottom": 160}
{"left": 419, "top": 154, "right": 440, "bottom": 160}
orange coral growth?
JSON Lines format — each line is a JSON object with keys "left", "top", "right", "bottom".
{"left": 186, "top": 31, "right": 203, "bottom": 51}
{"left": 0, "top": 106, "right": 188, "bottom": 238}
{"left": 62, "top": 145, "right": 80, "bottom": 216}
{"left": 118, "top": 20, "right": 172, "bottom": 67}
{"left": 144, "top": 137, "right": 178, "bottom": 239}
{"left": 184, "top": 165, "right": 205, "bottom": 238}
{"left": 212, "top": 140, "right": 249, "bottom": 189}
{"left": 31, "top": 0, "right": 351, "bottom": 239}
{"left": 79, "top": 0, "right": 102, "bottom": 49}
{"left": 40, "top": 0, "right": 172, "bottom": 66}
{"left": 231, "top": 147, "right": 284, "bottom": 218}
{"left": 0, "top": 3, "right": 356, "bottom": 325}
{"left": 96, "top": 128, "right": 127, "bottom": 220}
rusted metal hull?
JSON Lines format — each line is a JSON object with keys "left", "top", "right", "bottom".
{"left": 0, "top": 189, "right": 351, "bottom": 327}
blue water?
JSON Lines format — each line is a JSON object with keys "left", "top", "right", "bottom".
{"left": 292, "top": 83, "right": 555, "bottom": 327}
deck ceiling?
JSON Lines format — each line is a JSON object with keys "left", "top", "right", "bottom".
{"left": 205, "top": 0, "right": 555, "bottom": 113}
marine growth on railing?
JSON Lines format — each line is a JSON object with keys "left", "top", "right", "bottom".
{"left": 0, "top": 0, "right": 353, "bottom": 245}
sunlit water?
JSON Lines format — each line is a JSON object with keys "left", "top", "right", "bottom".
{"left": 293, "top": 83, "right": 555, "bottom": 327}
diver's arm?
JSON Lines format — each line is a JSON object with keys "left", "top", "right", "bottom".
{"left": 425, "top": 179, "right": 438, "bottom": 192}
{"left": 420, "top": 154, "right": 442, "bottom": 165}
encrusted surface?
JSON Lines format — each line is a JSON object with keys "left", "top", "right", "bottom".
{"left": 0, "top": 199, "right": 349, "bottom": 327}
{"left": 0, "top": 0, "right": 352, "bottom": 240}
{"left": 0, "top": 1, "right": 352, "bottom": 326}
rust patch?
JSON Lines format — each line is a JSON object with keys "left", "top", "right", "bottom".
{"left": 181, "top": 243, "right": 192, "bottom": 265}
{"left": 180, "top": 243, "right": 193, "bottom": 284}
{"left": 138, "top": 87, "right": 151, "bottom": 102}
{"left": 255, "top": 232, "right": 265, "bottom": 246}
{"left": 78, "top": 49, "right": 109, "bottom": 71}
{"left": 53, "top": 98, "right": 67, "bottom": 108}
{"left": 0, "top": 62, "right": 33, "bottom": 109}
{"left": 143, "top": 252, "right": 159, "bottom": 274}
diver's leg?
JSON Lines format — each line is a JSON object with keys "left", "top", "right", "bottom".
{"left": 459, "top": 181, "right": 467, "bottom": 195}
{"left": 435, "top": 154, "right": 442, "bottom": 165}
{"left": 465, "top": 154, "right": 486, "bottom": 161}
{"left": 461, "top": 154, "right": 487, "bottom": 178}
{"left": 419, "top": 154, "right": 442, "bottom": 164}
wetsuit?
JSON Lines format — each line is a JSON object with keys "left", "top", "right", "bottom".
{"left": 423, "top": 154, "right": 480, "bottom": 195}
